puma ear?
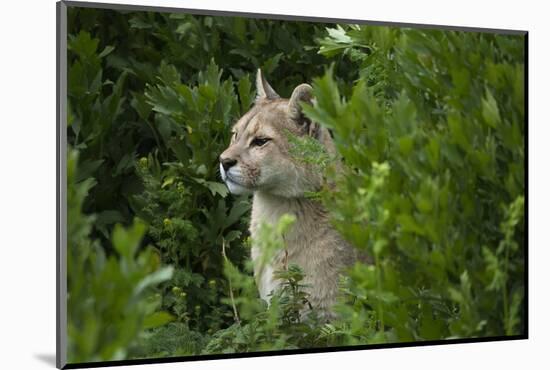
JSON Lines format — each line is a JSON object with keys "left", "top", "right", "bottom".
{"left": 255, "top": 69, "right": 280, "bottom": 102}
{"left": 288, "top": 84, "right": 313, "bottom": 121}
{"left": 288, "top": 84, "right": 322, "bottom": 139}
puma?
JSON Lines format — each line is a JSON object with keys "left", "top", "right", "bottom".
{"left": 219, "top": 70, "right": 358, "bottom": 318}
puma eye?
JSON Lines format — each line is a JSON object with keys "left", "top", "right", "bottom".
{"left": 250, "top": 137, "right": 271, "bottom": 147}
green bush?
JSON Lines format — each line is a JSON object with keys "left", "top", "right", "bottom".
{"left": 66, "top": 6, "right": 525, "bottom": 362}
{"left": 67, "top": 148, "right": 174, "bottom": 362}
{"left": 305, "top": 26, "right": 525, "bottom": 343}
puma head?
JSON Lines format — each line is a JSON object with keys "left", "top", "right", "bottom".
{"left": 219, "top": 69, "right": 333, "bottom": 197}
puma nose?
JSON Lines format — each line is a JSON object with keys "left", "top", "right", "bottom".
{"left": 220, "top": 157, "right": 237, "bottom": 172}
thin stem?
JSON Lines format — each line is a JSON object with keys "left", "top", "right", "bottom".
{"left": 222, "top": 239, "right": 240, "bottom": 325}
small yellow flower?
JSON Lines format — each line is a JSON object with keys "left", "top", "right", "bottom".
{"left": 139, "top": 157, "right": 148, "bottom": 168}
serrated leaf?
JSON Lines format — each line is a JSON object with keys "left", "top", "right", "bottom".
{"left": 192, "top": 178, "right": 229, "bottom": 198}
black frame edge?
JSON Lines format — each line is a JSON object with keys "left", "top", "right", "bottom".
{"left": 523, "top": 32, "right": 529, "bottom": 338}
{"left": 63, "top": 335, "right": 528, "bottom": 369}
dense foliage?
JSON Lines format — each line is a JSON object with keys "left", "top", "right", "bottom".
{"left": 66, "top": 6, "right": 525, "bottom": 363}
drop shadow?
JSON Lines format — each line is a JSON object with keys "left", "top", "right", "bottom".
{"left": 34, "top": 353, "right": 57, "bottom": 367}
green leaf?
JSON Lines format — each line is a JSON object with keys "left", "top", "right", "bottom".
{"left": 134, "top": 266, "right": 174, "bottom": 296}
{"left": 238, "top": 74, "right": 253, "bottom": 113}
{"left": 481, "top": 88, "right": 501, "bottom": 128}
{"left": 129, "top": 16, "right": 152, "bottom": 29}
{"left": 113, "top": 153, "right": 135, "bottom": 176}
{"left": 130, "top": 92, "right": 153, "bottom": 121}
{"left": 327, "top": 25, "right": 352, "bottom": 44}
{"left": 143, "top": 311, "right": 175, "bottom": 329}
{"left": 318, "top": 26, "right": 353, "bottom": 57}
{"left": 175, "top": 22, "right": 193, "bottom": 35}
{"left": 192, "top": 178, "right": 229, "bottom": 198}
{"left": 262, "top": 53, "right": 283, "bottom": 74}
{"left": 145, "top": 84, "right": 183, "bottom": 116}
{"left": 98, "top": 45, "right": 115, "bottom": 58}
{"left": 224, "top": 199, "right": 251, "bottom": 229}
{"left": 75, "top": 159, "right": 103, "bottom": 182}
{"left": 448, "top": 113, "right": 471, "bottom": 152}
{"left": 68, "top": 31, "right": 99, "bottom": 58}
{"left": 161, "top": 177, "right": 175, "bottom": 189}
{"left": 224, "top": 230, "right": 242, "bottom": 243}
{"left": 112, "top": 219, "right": 147, "bottom": 259}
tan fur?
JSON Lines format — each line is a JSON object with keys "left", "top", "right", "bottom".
{"left": 219, "top": 70, "right": 357, "bottom": 318}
